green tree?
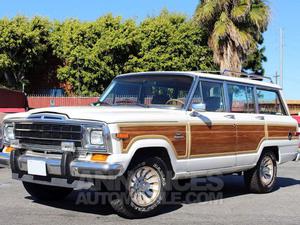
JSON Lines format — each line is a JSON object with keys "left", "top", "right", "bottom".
{"left": 243, "top": 46, "right": 267, "bottom": 75}
{"left": 51, "top": 15, "right": 138, "bottom": 96}
{"left": 51, "top": 12, "right": 216, "bottom": 96}
{"left": 0, "top": 16, "right": 54, "bottom": 90}
{"left": 125, "top": 10, "right": 216, "bottom": 72}
{"left": 195, "top": 0, "right": 270, "bottom": 73}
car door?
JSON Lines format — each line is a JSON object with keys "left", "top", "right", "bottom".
{"left": 226, "top": 83, "right": 266, "bottom": 166}
{"left": 187, "top": 79, "right": 237, "bottom": 172}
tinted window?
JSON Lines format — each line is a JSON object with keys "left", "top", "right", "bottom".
{"left": 257, "top": 89, "right": 286, "bottom": 115}
{"left": 190, "top": 83, "right": 202, "bottom": 105}
{"left": 100, "top": 75, "right": 193, "bottom": 108}
{"left": 201, "top": 81, "right": 225, "bottom": 112}
{"left": 228, "top": 84, "right": 255, "bottom": 113}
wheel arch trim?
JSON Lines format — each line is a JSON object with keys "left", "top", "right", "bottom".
{"left": 121, "top": 138, "right": 179, "bottom": 174}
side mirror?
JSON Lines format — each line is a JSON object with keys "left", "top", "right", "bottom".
{"left": 191, "top": 103, "right": 206, "bottom": 112}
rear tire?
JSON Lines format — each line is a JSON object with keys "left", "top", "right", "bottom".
{"left": 109, "top": 157, "right": 170, "bottom": 218}
{"left": 244, "top": 150, "right": 277, "bottom": 193}
{"left": 23, "top": 182, "right": 73, "bottom": 201}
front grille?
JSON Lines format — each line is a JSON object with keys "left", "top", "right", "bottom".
{"left": 14, "top": 122, "right": 83, "bottom": 149}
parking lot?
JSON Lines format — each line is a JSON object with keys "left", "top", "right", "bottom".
{"left": 0, "top": 162, "right": 300, "bottom": 225}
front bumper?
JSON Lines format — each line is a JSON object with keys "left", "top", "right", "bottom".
{"left": 0, "top": 151, "right": 123, "bottom": 180}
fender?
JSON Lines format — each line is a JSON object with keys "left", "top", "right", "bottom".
{"left": 107, "top": 137, "right": 181, "bottom": 176}
{"left": 237, "top": 139, "right": 299, "bottom": 166}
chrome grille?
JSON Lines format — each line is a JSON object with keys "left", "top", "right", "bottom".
{"left": 14, "top": 122, "right": 83, "bottom": 149}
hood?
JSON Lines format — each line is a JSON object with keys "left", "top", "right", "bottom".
{"left": 3, "top": 106, "right": 187, "bottom": 124}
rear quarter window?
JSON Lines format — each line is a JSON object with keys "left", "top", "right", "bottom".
{"left": 256, "top": 89, "right": 286, "bottom": 115}
{"left": 228, "top": 84, "right": 255, "bottom": 113}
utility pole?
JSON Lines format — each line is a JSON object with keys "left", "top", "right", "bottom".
{"left": 274, "top": 71, "right": 280, "bottom": 85}
{"left": 280, "top": 28, "right": 284, "bottom": 88}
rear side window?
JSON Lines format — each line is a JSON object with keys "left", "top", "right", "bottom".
{"left": 201, "top": 81, "right": 225, "bottom": 112}
{"left": 257, "top": 89, "right": 286, "bottom": 115}
{"left": 228, "top": 84, "right": 255, "bottom": 113}
{"left": 190, "top": 80, "right": 225, "bottom": 112}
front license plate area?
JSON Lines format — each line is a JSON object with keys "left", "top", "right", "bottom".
{"left": 27, "top": 160, "right": 47, "bottom": 176}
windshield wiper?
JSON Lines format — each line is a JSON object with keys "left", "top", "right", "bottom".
{"left": 92, "top": 100, "right": 150, "bottom": 108}
{"left": 91, "top": 101, "right": 111, "bottom": 106}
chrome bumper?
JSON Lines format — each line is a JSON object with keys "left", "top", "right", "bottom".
{"left": 0, "top": 151, "right": 123, "bottom": 180}
{"left": 12, "top": 173, "right": 94, "bottom": 189}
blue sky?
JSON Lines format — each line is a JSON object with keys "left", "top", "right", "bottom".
{"left": 0, "top": 0, "right": 299, "bottom": 99}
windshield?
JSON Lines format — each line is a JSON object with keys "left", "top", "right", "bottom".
{"left": 99, "top": 74, "right": 194, "bottom": 109}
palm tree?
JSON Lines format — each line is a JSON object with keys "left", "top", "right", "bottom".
{"left": 195, "top": 0, "right": 270, "bottom": 74}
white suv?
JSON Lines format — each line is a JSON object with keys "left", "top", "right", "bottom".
{"left": 0, "top": 72, "right": 299, "bottom": 218}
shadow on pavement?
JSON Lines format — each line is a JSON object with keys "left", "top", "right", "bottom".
{"left": 25, "top": 175, "right": 300, "bottom": 218}
{"left": 176, "top": 176, "right": 300, "bottom": 205}
{"left": 275, "top": 176, "right": 300, "bottom": 189}
{"left": 25, "top": 189, "right": 182, "bottom": 217}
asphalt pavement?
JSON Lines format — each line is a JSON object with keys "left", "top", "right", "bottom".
{"left": 0, "top": 162, "right": 300, "bottom": 225}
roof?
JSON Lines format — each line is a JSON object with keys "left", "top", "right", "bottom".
{"left": 287, "top": 100, "right": 300, "bottom": 104}
{"left": 117, "top": 71, "right": 281, "bottom": 90}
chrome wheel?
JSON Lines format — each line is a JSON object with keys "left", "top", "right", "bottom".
{"left": 129, "top": 166, "right": 161, "bottom": 207}
{"left": 259, "top": 156, "right": 274, "bottom": 186}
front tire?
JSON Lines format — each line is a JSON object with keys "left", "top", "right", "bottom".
{"left": 244, "top": 151, "right": 277, "bottom": 193}
{"left": 109, "top": 157, "right": 170, "bottom": 218}
{"left": 23, "top": 182, "right": 73, "bottom": 201}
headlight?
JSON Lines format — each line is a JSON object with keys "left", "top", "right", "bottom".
{"left": 4, "top": 123, "right": 14, "bottom": 142}
{"left": 90, "top": 130, "right": 104, "bottom": 145}
{"left": 83, "top": 124, "right": 111, "bottom": 153}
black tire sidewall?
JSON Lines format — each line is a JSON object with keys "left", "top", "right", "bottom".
{"left": 257, "top": 151, "right": 277, "bottom": 192}
{"left": 124, "top": 157, "right": 168, "bottom": 215}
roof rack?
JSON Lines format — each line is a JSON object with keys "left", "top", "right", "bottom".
{"left": 198, "top": 70, "right": 274, "bottom": 84}
{"left": 223, "top": 70, "right": 274, "bottom": 83}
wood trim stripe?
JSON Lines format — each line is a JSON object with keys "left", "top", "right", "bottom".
{"left": 119, "top": 124, "right": 188, "bottom": 159}
{"left": 268, "top": 125, "right": 297, "bottom": 138}
{"left": 117, "top": 123, "right": 298, "bottom": 159}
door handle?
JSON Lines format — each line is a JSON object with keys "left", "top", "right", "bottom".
{"left": 224, "top": 115, "right": 235, "bottom": 119}
{"left": 174, "top": 132, "right": 185, "bottom": 140}
{"left": 255, "top": 116, "right": 265, "bottom": 120}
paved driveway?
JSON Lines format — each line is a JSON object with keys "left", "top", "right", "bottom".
{"left": 0, "top": 162, "right": 300, "bottom": 225}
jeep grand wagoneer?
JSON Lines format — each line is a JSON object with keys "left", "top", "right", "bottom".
{"left": 0, "top": 72, "right": 299, "bottom": 218}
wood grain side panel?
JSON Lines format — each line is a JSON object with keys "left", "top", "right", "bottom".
{"left": 190, "top": 125, "right": 236, "bottom": 156}
{"left": 120, "top": 126, "right": 187, "bottom": 157}
{"left": 268, "top": 125, "right": 297, "bottom": 139}
{"left": 236, "top": 125, "right": 265, "bottom": 152}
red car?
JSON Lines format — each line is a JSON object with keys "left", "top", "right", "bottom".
{"left": 0, "top": 88, "right": 28, "bottom": 149}
{"left": 293, "top": 116, "right": 300, "bottom": 126}
{"left": 0, "top": 88, "right": 28, "bottom": 114}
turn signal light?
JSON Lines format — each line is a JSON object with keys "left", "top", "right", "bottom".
{"left": 3, "top": 146, "right": 15, "bottom": 153}
{"left": 116, "top": 133, "right": 130, "bottom": 139}
{"left": 91, "top": 154, "right": 109, "bottom": 162}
